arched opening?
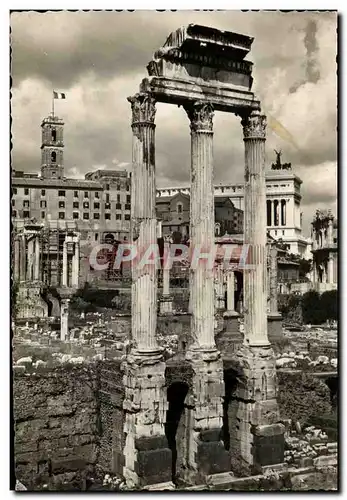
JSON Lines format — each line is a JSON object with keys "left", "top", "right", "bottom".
{"left": 51, "top": 129, "right": 57, "bottom": 142}
{"left": 222, "top": 369, "right": 241, "bottom": 452}
{"left": 51, "top": 151, "right": 57, "bottom": 163}
{"left": 165, "top": 382, "right": 189, "bottom": 484}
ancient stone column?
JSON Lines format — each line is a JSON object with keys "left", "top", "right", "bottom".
{"left": 34, "top": 236, "right": 40, "bottom": 281}
{"left": 242, "top": 110, "right": 269, "bottom": 347}
{"left": 159, "top": 242, "right": 173, "bottom": 314}
{"left": 14, "top": 236, "right": 20, "bottom": 282}
{"left": 185, "top": 101, "right": 216, "bottom": 349}
{"left": 128, "top": 92, "right": 159, "bottom": 352}
{"left": 181, "top": 102, "right": 229, "bottom": 483}
{"left": 228, "top": 110, "right": 284, "bottom": 472}
{"left": 60, "top": 298, "right": 70, "bottom": 341}
{"left": 62, "top": 240, "right": 68, "bottom": 287}
{"left": 72, "top": 238, "right": 80, "bottom": 288}
{"left": 19, "top": 234, "right": 26, "bottom": 282}
{"left": 122, "top": 93, "right": 172, "bottom": 488}
{"left": 226, "top": 269, "right": 237, "bottom": 314}
{"left": 26, "top": 238, "right": 34, "bottom": 281}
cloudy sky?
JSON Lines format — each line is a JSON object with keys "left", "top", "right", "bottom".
{"left": 11, "top": 10, "right": 337, "bottom": 234}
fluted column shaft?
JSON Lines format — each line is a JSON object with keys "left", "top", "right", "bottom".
{"left": 72, "top": 239, "right": 80, "bottom": 288}
{"left": 269, "top": 244, "right": 278, "bottom": 314}
{"left": 62, "top": 241, "right": 68, "bottom": 287}
{"left": 128, "top": 93, "right": 158, "bottom": 352}
{"left": 162, "top": 243, "right": 170, "bottom": 296}
{"left": 242, "top": 111, "right": 269, "bottom": 346}
{"left": 226, "top": 269, "right": 236, "bottom": 312}
{"left": 185, "top": 102, "right": 215, "bottom": 348}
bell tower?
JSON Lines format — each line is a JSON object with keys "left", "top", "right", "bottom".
{"left": 40, "top": 113, "right": 64, "bottom": 179}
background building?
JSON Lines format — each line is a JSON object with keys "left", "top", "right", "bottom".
{"left": 311, "top": 209, "right": 338, "bottom": 292}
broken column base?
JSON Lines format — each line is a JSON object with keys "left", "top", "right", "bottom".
{"left": 184, "top": 347, "right": 230, "bottom": 484}
{"left": 15, "top": 282, "right": 48, "bottom": 320}
{"left": 228, "top": 344, "right": 285, "bottom": 475}
{"left": 215, "top": 312, "right": 242, "bottom": 357}
{"left": 159, "top": 295, "right": 174, "bottom": 315}
{"left": 121, "top": 349, "right": 174, "bottom": 488}
{"left": 267, "top": 313, "right": 283, "bottom": 344}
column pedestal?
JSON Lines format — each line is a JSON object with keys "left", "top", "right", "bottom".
{"left": 184, "top": 348, "right": 230, "bottom": 484}
{"left": 122, "top": 350, "right": 173, "bottom": 488}
{"left": 228, "top": 344, "right": 284, "bottom": 474}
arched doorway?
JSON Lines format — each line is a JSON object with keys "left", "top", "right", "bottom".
{"left": 164, "top": 382, "right": 189, "bottom": 484}
{"left": 222, "top": 369, "right": 240, "bottom": 451}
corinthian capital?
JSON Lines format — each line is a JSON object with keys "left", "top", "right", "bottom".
{"left": 127, "top": 93, "right": 156, "bottom": 125}
{"left": 241, "top": 110, "right": 267, "bottom": 140}
{"left": 185, "top": 101, "right": 214, "bottom": 132}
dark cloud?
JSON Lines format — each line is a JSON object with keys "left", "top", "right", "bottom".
{"left": 10, "top": 10, "right": 338, "bottom": 233}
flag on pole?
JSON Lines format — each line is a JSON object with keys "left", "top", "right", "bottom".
{"left": 53, "top": 91, "right": 66, "bottom": 99}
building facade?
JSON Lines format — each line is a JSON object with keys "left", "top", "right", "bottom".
{"left": 311, "top": 209, "right": 338, "bottom": 292}
{"left": 12, "top": 113, "right": 131, "bottom": 243}
{"left": 156, "top": 192, "right": 243, "bottom": 238}
{"left": 157, "top": 153, "right": 311, "bottom": 257}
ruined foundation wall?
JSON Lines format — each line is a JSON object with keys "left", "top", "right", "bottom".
{"left": 14, "top": 366, "right": 99, "bottom": 488}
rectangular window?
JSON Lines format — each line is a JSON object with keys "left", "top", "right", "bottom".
{"left": 11, "top": 199, "right": 15, "bottom": 206}
{"left": 73, "top": 201, "right": 79, "bottom": 209}
{"left": 116, "top": 203, "right": 122, "bottom": 209}
{"left": 12, "top": 210, "right": 17, "bottom": 217}
{"left": 41, "top": 189, "right": 46, "bottom": 196}
{"left": 41, "top": 211, "right": 45, "bottom": 219}
{"left": 59, "top": 201, "right": 65, "bottom": 208}
{"left": 116, "top": 214, "right": 121, "bottom": 220}
{"left": 106, "top": 194, "right": 110, "bottom": 203}
{"left": 83, "top": 201, "right": 89, "bottom": 209}
{"left": 58, "top": 190, "right": 66, "bottom": 197}
{"left": 105, "top": 203, "right": 111, "bottom": 209}
{"left": 106, "top": 184, "right": 110, "bottom": 191}
{"left": 94, "top": 202, "right": 100, "bottom": 209}
{"left": 125, "top": 204, "right": 131, "bottom": 211}
{"left": 95, "top": 192, "right": 99, "bottom": 199}
{"left": 40, "top": 200, "right": 46, "bottom": 208}
{"left": 95, "top": 233, "right": 99, "bottom": 241}
{"left": 74, "top": 190, "right": 78, "bottom": 198}
{"left": 24, "top": 188, "right": 29, "bottom": 195}
{"left": 126, "top": 185, "right": 130, "bottom": 191}
{"left": 23, "top": 211, "right": 30, "bottom": 218}
{"left": 23, "top": 200, "right": 29, "bottom": 208}
{"left": 126, "top": 195, "right": 131, "bottom": 204}
{"left": 59, "top": 212, "right": 65, "bottom": 219}
{"left": 13, "top": 188, "right": 17, "bottom": 195}
{"left": 125, "top": 214, "right": 130, "bottom": 221}
{"left": 105, "top": 213, "right": 111, "bottom": 220}
{"left": 93, "top": 213, "right": 100, "bottom": 219}
{"left": 73, "top": 212, "right": 79, "bottom": 219}
{"left": 84, "top": 191, "right": 89, "bottom": 198}
{"left": 83, "top": 213, "right": 89, "bottom": 220}
{"left": 117, "top": 194, "right": 121, "bottom": 202}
